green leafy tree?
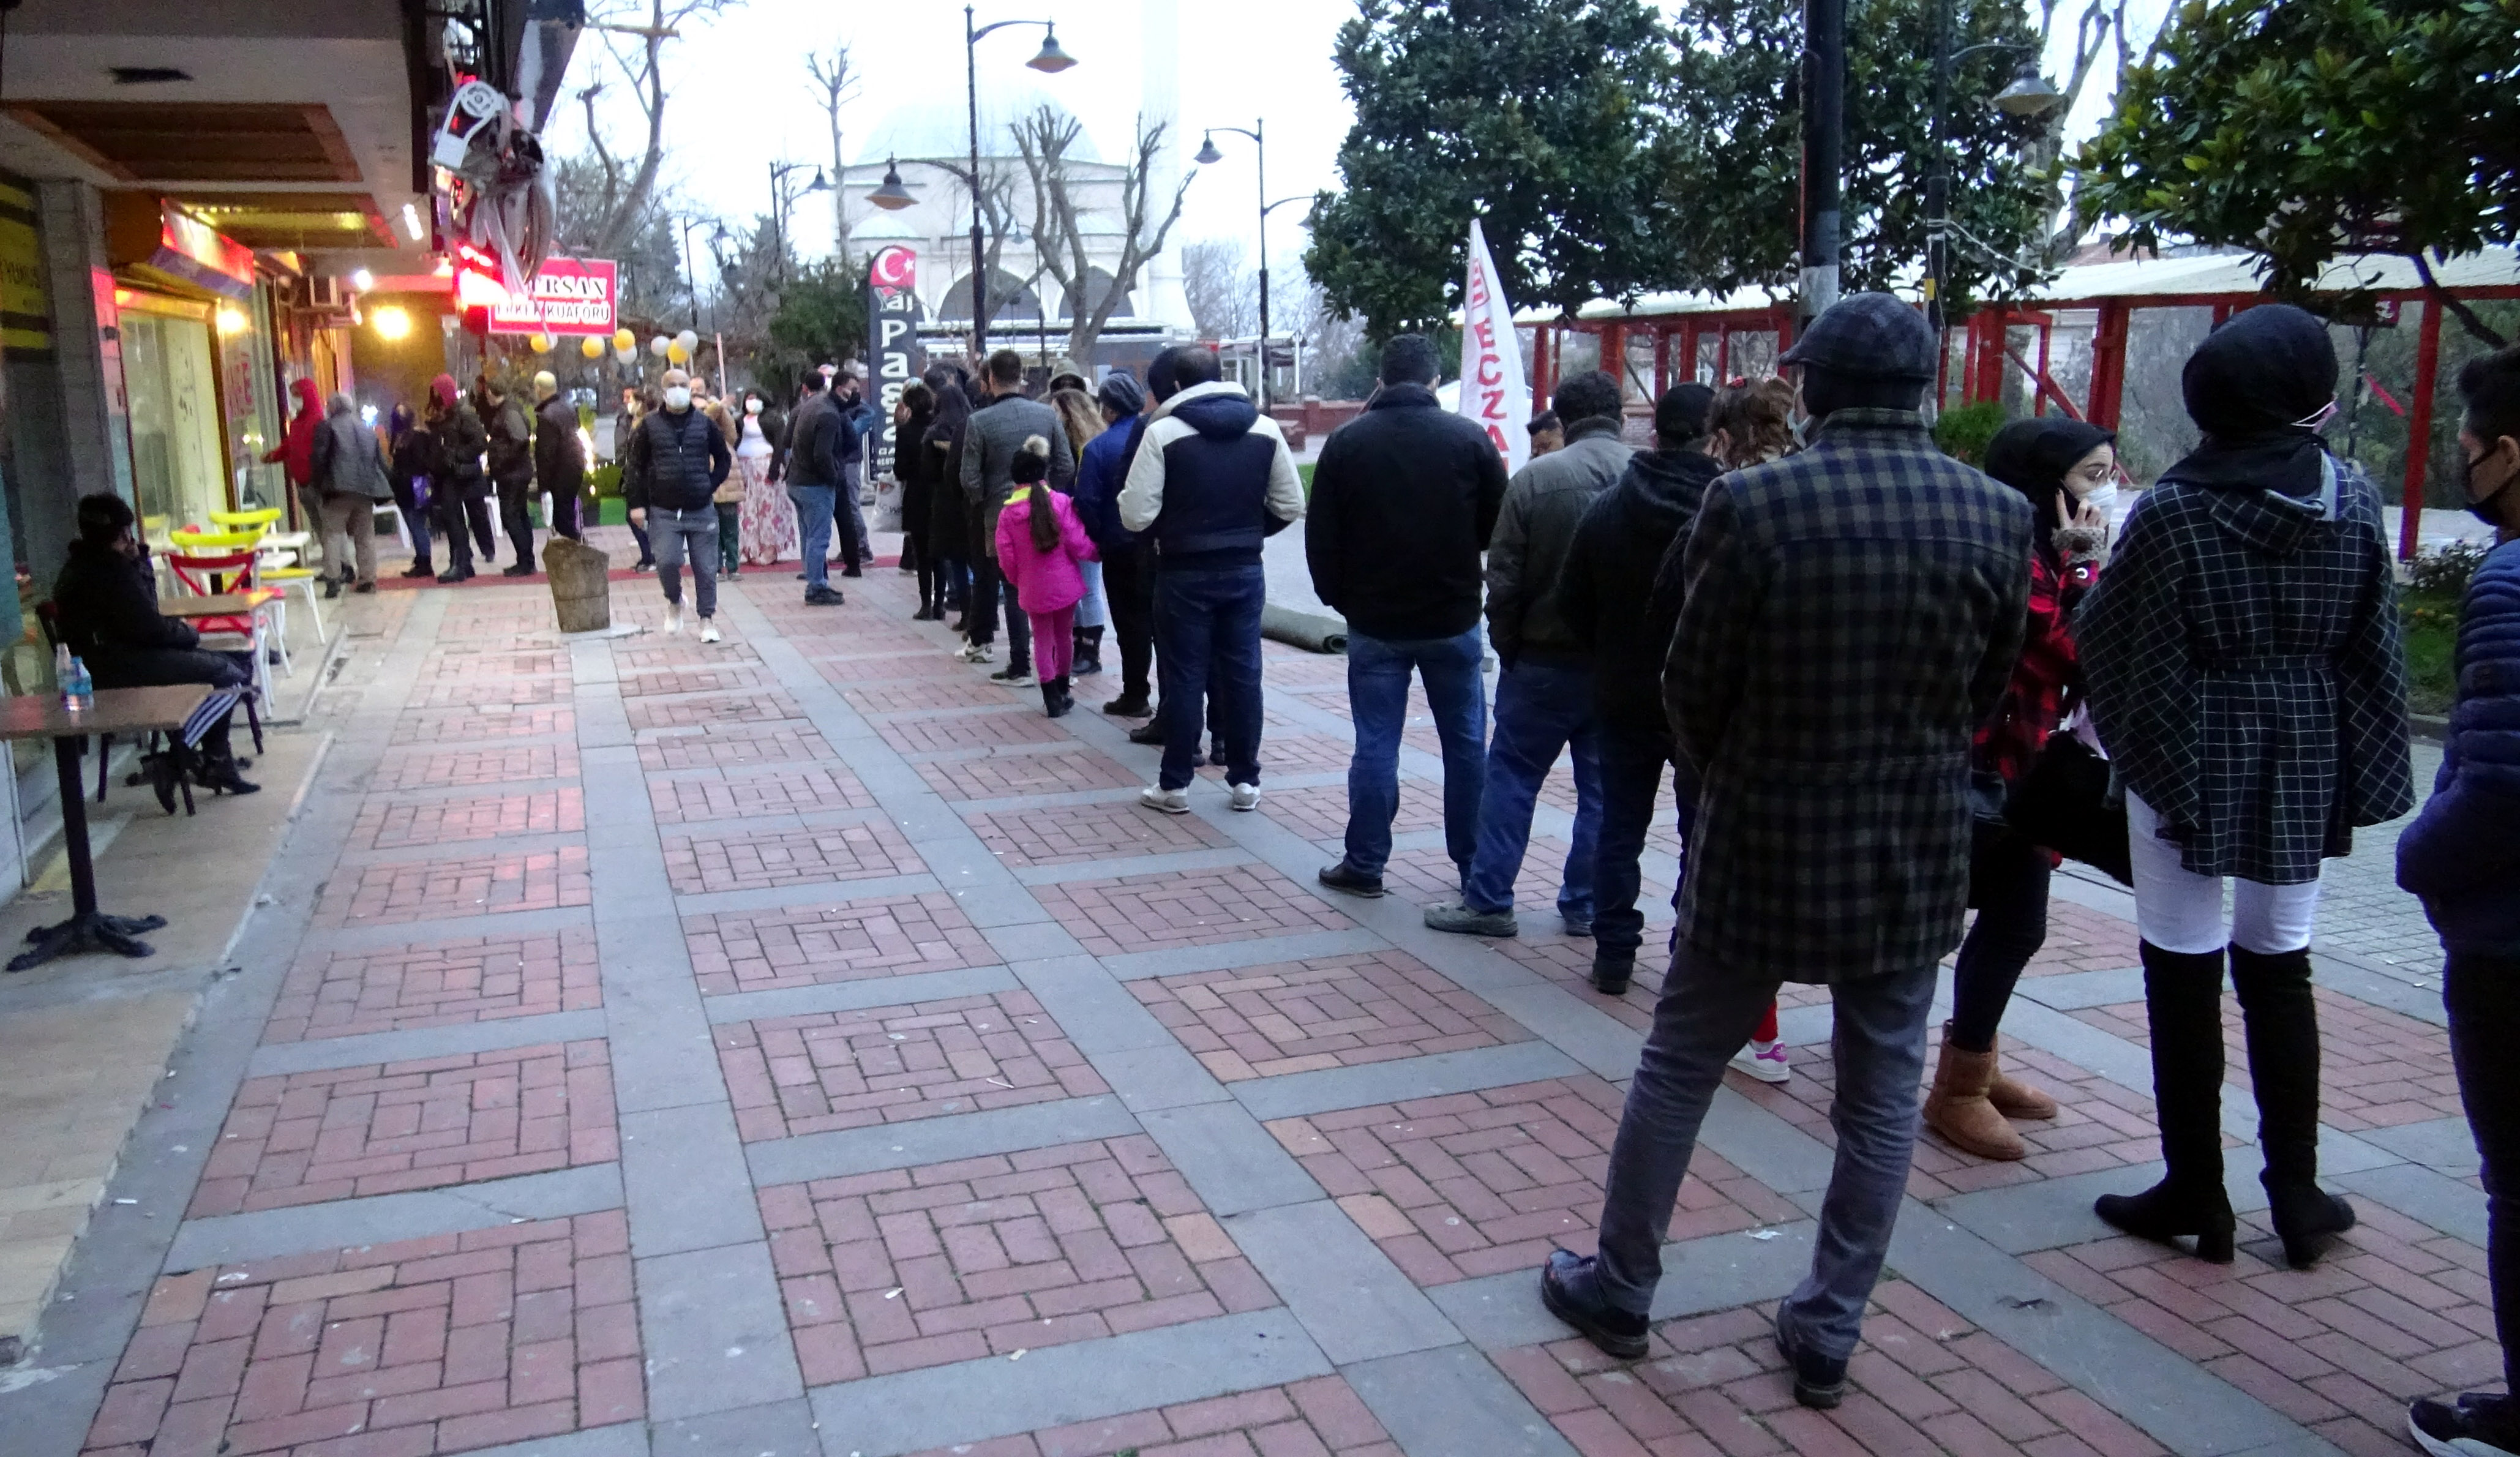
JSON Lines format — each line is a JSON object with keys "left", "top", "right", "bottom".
{"left": 757, "top": 260, "right": 869, "bottom": 402}
{"left": 2075, "top": 0, "right": 2520, "bottom": 345}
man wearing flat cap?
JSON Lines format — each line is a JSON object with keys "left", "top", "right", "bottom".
{"left": 1539, "top": 293, "right": 2033, "bottom": 1409}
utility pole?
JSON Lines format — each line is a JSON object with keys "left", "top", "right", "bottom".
{"left": 1799, "top": 0, "right": 1845, "bottom": 329}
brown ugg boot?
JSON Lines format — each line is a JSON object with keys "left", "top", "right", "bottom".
{"left": 1922, "top": 1030, "right": 2027, "bottom": 1161}
{"left": 1987, "top": 1034, "right": 2058, "bottom": 1120}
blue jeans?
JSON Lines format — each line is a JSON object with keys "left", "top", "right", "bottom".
{"left": 787, "top": 484, "right": 835, "bottom": 591}
{"left": 1153, "top": 564, "right": 1265, "bottom": 790}
{"left": 1076, "top": 559, "right": 1109, "bottom": 629}
{"left": 1592, "top": 719, "right": 1694, "bottom": 963}
{"left": 1588, "top": 945, "right": 1937, "bottom": 1363}
{"left": 1462, "top": 659, "right": 1602, "bottom": 919}
{"left": 1341, "top": 627, "right": 1487, "bottom": 879}
{"left": 646, "top": 506, "right": 718, "bottom": 617}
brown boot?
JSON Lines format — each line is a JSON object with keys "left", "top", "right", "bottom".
{"left": 1986, "top": 1034, "right": 2058, "bottom": 1120}
{"left": 1922, "top": 1028, "right": 2027, "bottom": 1161}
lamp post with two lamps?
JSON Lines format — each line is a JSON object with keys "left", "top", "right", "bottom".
{"left": 1193, "top": 121, "right": 1309, "bottom": 411}
{"left": 768, "top": 162, "right": 831, "bottom": 285}
{"left": 1923, "top": 17, "right": 2064, "bottom": 351}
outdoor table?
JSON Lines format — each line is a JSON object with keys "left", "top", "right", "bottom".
{"left": 0, "top": 684, "right": 209, "bottom": 970}
{"left": 159, "top": 588, "right": 278, "bottom": 620}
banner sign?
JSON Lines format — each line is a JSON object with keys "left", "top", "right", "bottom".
{"left": 868, "top": 245, "right": 922, "bottom": 479}
{"left": 152, "top": 207, "right": 255, "bottom": 302}
{"left": 1457, "top": 219, "right": 1531, "bottom": 476}
{"left": 486, "top": 256, "right": 619, "bottom": 336}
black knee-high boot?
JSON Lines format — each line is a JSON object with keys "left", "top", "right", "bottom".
{"left": 1073, "top": 625, "right": 1103, "bottom": 676}
{"left": 2094, "top": 940, "right": 2237, "bottom": 1262}
{"left": 2230, "top": 942, "right": 2355, "bottom": 1267}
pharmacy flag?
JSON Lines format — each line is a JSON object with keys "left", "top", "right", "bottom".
{"left": 1458, "top": 219, "right": 1531, "bottom": 474}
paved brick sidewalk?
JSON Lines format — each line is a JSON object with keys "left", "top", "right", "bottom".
{"left": 0, "top": 560, "right": 2480, "bottom": 1457}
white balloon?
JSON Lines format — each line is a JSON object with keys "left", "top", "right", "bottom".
{"left": 649, "top": 335, "right": 670, "bottom": 358}
{"left": 675, "top": 329, "right": 700, "bottom": 352}
{"left": 614, "top": 345, "right": 637, "bottom": 364}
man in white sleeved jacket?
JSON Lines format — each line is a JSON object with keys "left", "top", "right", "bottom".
{"left": 1117, "top": 346, "right": 1305, "bottom": 814}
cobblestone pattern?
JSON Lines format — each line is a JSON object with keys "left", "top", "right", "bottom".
{"left": 717, "top": 992, "right": 1108, "bottom": 1141}
{"left": 963, "top": 798, "right": 1229, "bottom": 867}
{"left": 661, "top": 820, "right": 926, "bottom": 894}
{"left": 635, "top": 723, "right": 838, "bottom": 771}
{"left": 914, "top": 747, "right": 1144, "bottom": 802}
{"left": 316, "top": 848, "right": 593, "bottom": 927}
{"left": 348, "top": 789, "right": 585, "bottom": 852}
{"left": 898, "top": 1376, "right": 1401, "bottom": 1457}
{"left": 263, "top": 931, "right": 602, "bottom": 1044}
{"left": 1131, "top": 951, "right": 1531, "bottom": 1081}
{"left": 683, "top": 893, "right": 997, "bottom": 995}
{"left": 647, "top": 765, "right": 875, "bottom": 823}
{"left": 1035, "top": 864, "right": 1356, "bottom": 959}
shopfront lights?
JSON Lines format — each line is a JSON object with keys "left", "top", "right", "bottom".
{"left": 371, "top": 305, "right": 413, "bottom": 341}
{"left": 401, "top": 202, "right": 426, "bottom": 242}
{"left": 214, "top": 306, "right": 249, "bottom": 335}
{"left": 350, "top": 267, "right": 376, "bottom": 293}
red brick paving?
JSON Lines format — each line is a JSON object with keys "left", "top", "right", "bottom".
{"left": 613, "top": 640, "right": 763, "bottom": 671}
{"left": 391, "top": 706, "right": 577, "bottom": 744}
{"left": 1190, "top": 733, "right": 1356, "bottom": 777}
{"left": 1493, "top": 937, "right": 1670, "bottom": 1035}
{"left": 1035, "top": 863, "right": 1355, "bottom": 959}
{"left": 263, "top": 931, "right": 601, "bottom": 1044}
{"left": 914, "top": 746, "right": 1144, "bottom": 802}
{"left": 662, "top": 819, "right": 926, "bottom": 894}
{"left": 964, "top": 798, "right": 1230, "bottom": 867}
{"left": 683, "top": 893, "right": 997, "bottom": 995}
{"left": 372, "top": 744, "right": 578, "bottom": 792}
{"left": 897, "top": 1376, "right": 1402, "bottom": 1457}
{"left": 348, "top": 790, "right": 586, "bottom": 851}
{"left": 83, "top": 1213, "right": 638, "bottom": 1457}
{"left": 1258, "top": 779, "right": 1451, "bottom": 845}
{"left": 623, "top": 691, "right": 803, "bottom": 732}
{"left": 190, "top": 1042, "right": 617, "bottom": 1218}
{"left": 1266, "top": 1079, "right": 1794, "bottom": 1286}
{"left": 615, "top": 664, "right": 774, "bottom": 697}
{"left": 317, "top": 847, "right": 592, "bottom": 927}
{"left": 846, "top": 677, "right": 1029, "bottom": 714}
{"left": 637, "top": 722, "right": 839, "bottom": 771}
{"left": 647, "top": 765, "right": 875, "bottom": 823}
{"left": 718, "top": 991, "right": 1108, "bottom": 1141}
{"left": 406, "top": 676, "right": 571, "bottom": 711}
{"left": 879, "top": 709, "right": 1075, "bottom": 756}
{"left": 1131, "top": 951, "right": 1531, "bottom": 1081}
{"left": 812, "top": 651, "right": 969, "bottom": 686}
{"left": 2070, "top": 988, "right": 2464, "bottom": 1136}
{"left": 760, "top": 1136, "right": 1279, "bottom": 1380}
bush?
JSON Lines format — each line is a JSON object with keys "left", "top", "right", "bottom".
{"left": 1935, "top": 401, "right": 2009, "bottom": 468}
{"left": 2407, "top": 539, "right": 2488, "bottom": 598}
{"left": 590, "top": 463, "right": 623, "bottom": 499}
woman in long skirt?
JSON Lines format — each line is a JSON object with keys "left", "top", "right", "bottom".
{"left": 734, "top": 388, "right": 795, "bottom": 566}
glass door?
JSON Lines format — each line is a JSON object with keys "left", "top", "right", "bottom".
{"left": 119, "top": 304, "right": 226, "bottom": 531}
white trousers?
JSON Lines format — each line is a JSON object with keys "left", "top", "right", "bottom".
{"left": 2126, "top": 790, "right": 2323, "bottom": 955}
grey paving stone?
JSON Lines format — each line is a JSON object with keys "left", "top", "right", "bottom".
{"left": 621, "top": 1101, "right": 767, "bottom": 1257}
{"left": 1774, "top": 1000, "right": 1835, "bottom": 1046}
{"left": 1013, "top": 847, "right": 1263, "bottom": 885}
{"left": 2338, "top": 1161, "right": 2488, "bottom": 1246}
{"left": 803, "top": 1308, "right": 1327, "bottom": 1457}
{"left": 2013, "top": 965, "right": 2150, "bottom": 1011}
{"left": 1011, "top": 954, "right": 1178, "bottom": 1054}
{"left": 1093, "top": 1039, "right": 1237, "bottom": 1111}
{"left": 1230, "top": 1039, "right": 1584, "bottom": 1123}
{"left": 978, "top": 915, "right": 1082, "bottom": 960}
{"left": 1137, "top": 1101, "right": 1325, "bottom": 1215}
{"left": 1101, "top": 926, "right": 1389, "bottom": 981}
{"left": 446, "top": 1421, "right": 647, "bottom": 1457}
{"left": 1429, "top": 1221, "right": 1818, "bottom": 1351}
{"left": 1474, "top": 980, "right": 1646, "bottom": 1081}
{"left": 649, "top": 1398, "right": 822, "bottom": 1457}
{"left": 743, "top": 1093, "right": 1141, "bottom": 1188}
{"left": 2310, "top": 949, "right": 2450, "bottom": 1028}
{"left": 1694, "top": 1084, "right": 1838, "bottom": 1195}
{"left": 244, "top": 1006, "right": 611, "bottom": 1077}
{"left": 670, "top": 871, "right": 944, "bottom": 917}
{"left": 1223, "top": 1199, "right": 1460, "bottom": 1364}
{"left": 1341, "top": 1344, "right": 1581, "bottom": 1457}
{"left": 638, "top": 1240, "right": 808, "bottom": 1421}
{"left": 165, "top": 1162, "right": 623, "bottom": 1269}
{"left": 700, "top": 963, "right": 1021, "bottom": 1024}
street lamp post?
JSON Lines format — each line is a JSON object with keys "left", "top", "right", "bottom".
{"left": 768, "top": 162, "right": 832, "bottom": 283}
{"left": 959, "top": 4, "right": 1075, "bottom": 359}
{"left": 675, "top": 217, "right": 704, "bottom": 333}
{"left": 1924, "top": 4, "right": 2064, "bottom": 374}
{"left": 1194, "top": 121, "right": 1307, "bottom": 411}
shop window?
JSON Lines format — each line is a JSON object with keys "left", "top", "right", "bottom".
{"left": 119, "top": 309, "right": 225, "bottom": 530}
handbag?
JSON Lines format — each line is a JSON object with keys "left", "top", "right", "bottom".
{"left": 410, "top": 476, "right": 432, "bottom": 516}
{"left": 2005, "top": 731, "right": 2132, "bottom": 886}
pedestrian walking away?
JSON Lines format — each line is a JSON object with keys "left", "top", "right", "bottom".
{"left": 784, "top": 368, "right": 849, "bottom": 605}
{"left": 1078, "top": 370, "right": 1152, "bottom": 713}
{"left": 2401, "top": 343, "right": 2520, "bottom": 1457}
{"left": 1922, "top": 414, "right": 2118, "bottom": 1161}
{"left": 2079, "top": 302, "right": 2414, "bottom": 1270}
{"left": 305, "top": 389, "right": 392, "bottom": 595}
{"left": 1425, "top": 367, "right": 1631, "bottom": 938}
{"left": 1557, "top": 380, "right": 1717, "bottom": 986}
{"left": 1118, "top": 346, "right": 1303, "bottom": 814}
{"left": 1307, "top": 332, "right": 1507, "bottom": 900}
{"left": 386, "top": 403, "right": 437, "bottom": 579}
{"left": 263, "top": 377, "right": 328, "bottom": 575}
{"left": 1537, "top": 294, "right": 2032, "bottom": 1412}
{"left": 623, "top": 367, "right": 733, "bottom": 643}
{"left": 1050, "top": 384, "right": 1112, "bottom": 678}
{"left": 533, "top": 371, "right": 585, "bottom": 549}
{"left": 994, "top": 435, "right": 1101, "bottom": 719}
{"left": 960, "top": 349, "right": 1078, "bottom": 684}
{"left": 424, "top": 373, "right": 493, "bottom": 583}
{"left": 923, "top": 364, "right": 977, "bottom": 623}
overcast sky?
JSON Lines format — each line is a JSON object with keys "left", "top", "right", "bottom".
{"left": 544, "top": 0, "right": 2170, "bottom": 291}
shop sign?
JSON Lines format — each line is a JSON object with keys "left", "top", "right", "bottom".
{"left": 152, "top": 208, "right": 255, "bottom": 301}
{"left": 868, "top": 245, "right": 921, "bottom": 478}
{"left": 0, "top": 173, "right": 50, "bottom": 353}
{"left": 484, "top": 255, "right": 618, "bottom": 335}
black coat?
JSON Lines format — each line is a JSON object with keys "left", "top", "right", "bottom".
{"left": 485, "top": 396, "right": 534, "bottom": 485}
{"left": 54, "top": 539, "right": 199, "bottom": 661}
{"left": 535, "top": 395, "right": 585, "bottom": 495}
{"left": 896, "top": 403, "right": 938, "bottom": 531}
{"left": 1561, "top": 446, "right": 1723, "bottom": 733}
{"left": 1304, "top": 385, "right": 1507, "bottom": 641}
{"left": 623, "top": 406, "right": 732, "bottom": 512}
{"left": 432, "top": 402, "right": 488, "bottom": 495}
{"left": 926, "top": 412, "right": 972, "bottom": 556}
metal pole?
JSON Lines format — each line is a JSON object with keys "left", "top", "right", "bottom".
{"left": 1254, "top": 118, "right": 1270, "bottom": 411}
{"left": 1799, "top": 0, "right": 1845, "bottom": 328}
{"left": 1924, "top": 0, "right": 1951, "bottom": 405}
{"left": 2402, "top": 299, "right": 2442, "bottom": 561}
{"left": 967, "top": 3, "right": 988, "bottom": 359}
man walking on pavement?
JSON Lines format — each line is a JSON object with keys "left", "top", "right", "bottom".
{"left": 1538, "top": 294, "right": 2032, "bottom": 1410}
{"left": 833, "top": 362, "right": 881, "bottom": 578}
{"left": 784, "top": 369, "right": 848, "bottom": 606}
{"left": 623, "top": 367, "right": 733, "bottom": 642}
{"left": 1557, "top": 381, "right": 1720, "bottom": 992}
{"left": 1308, "top": 333, "right": 1509, "bottom": 898}
{"left": 1119, "top": 346, "right": 1305, "bottom": 815}
{"left": 961, "top": 348, "right": 1076, "bottom": 685}
{"left": 1074, "top": 370, "right": 1155, "bottom": 716}
{"left": 482, "top": 375, "right": 537, "bottom": 575}
{"left": 533, "top": 372, "right": 584, "bottom": 546}
{"left": 1425, "top": 369, "right": 1630, "bottom": 938}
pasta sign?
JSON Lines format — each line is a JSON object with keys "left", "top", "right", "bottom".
{"left": 1458, "top": 219, "right": 1531, "bottom": 476}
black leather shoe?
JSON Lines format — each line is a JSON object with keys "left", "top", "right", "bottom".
{"left": 2093, "top": 1178, "right": 2237, "bottom": 1263}
{"left": 1318, "top": 863, "right": 1386, "bottom": 899}
{"left": 400, "top": 564, "right": 434, "bottom": 579}
{"left": 1539, "top": 1251, "right": 1647, "bottom": 1359}
{"left": 841, "top": 565, "right": 864, "bottom": 578}
{"left": 1127, "top": 721, "right": 1166, "bottom": 746}
{"left": 501, "top": 563, "right": 535, "bottom": 577}
{"left": 1774, "top": 1309, "right": 1848, "bottom": 1409}
{"left": 436, "top": 569, "right": 465, "bottom": 584}
{"left": 1102, "top": 694, "right": 1152, "bottom": 717}
{"left": 1589, "top": 955, "right": 1633, "bottom": 995}
{"left": 2267, "top": 1183, "right": 2357, "bottom": 1269}
{"left": 804, "top": 587, "right": 845, "bottom": 606}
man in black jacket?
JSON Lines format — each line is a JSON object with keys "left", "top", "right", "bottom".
{"left": 427, "top": 373, "right": 494, "bottom": 583}
{"left": 1307, "top": 334, "right": 1509, "bottom": 897}
{"left": 831, "top": 363, "right": 880, "bottom": 577}
{"left": 624, "top": 368, "right": 733, "bottom": 640}
{"left": 783, "top": 370, "right": 847, "bottom": 605}
{"left": 481, "top": 376, "right": 538, "bottom": 575}
{"left": 1558, "top": 381, "right": 1719, "bottom": 992}
{"left": 533, "top": 372, "right": 584, "bottom": 547}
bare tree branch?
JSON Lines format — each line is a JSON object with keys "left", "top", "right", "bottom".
{"left": 805, "top": 43, "right": 857, "bottom": 272}
{"left": 1013, "top": 109, "right": 1194, "bottom": 358}
{"left": 576, "top": 0, "right": 742, "bottom": 258}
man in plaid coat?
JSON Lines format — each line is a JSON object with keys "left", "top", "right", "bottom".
{"left": 1540, "top": 294, "right": 2033, "bottom": 1408}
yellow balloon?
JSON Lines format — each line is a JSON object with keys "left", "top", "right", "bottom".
{"left": 613, "top": 327, "right": 635, "bottom": 351}
{"left": 580, "top": 335, "right": 604, "bottom": 359}
{"left": 666, "top": 341, "right": 691, "bottom": 364}
{"left": 528, "top": 332, "right": 553, "bottom": 353}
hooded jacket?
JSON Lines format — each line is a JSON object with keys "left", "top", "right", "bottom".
{"left": 782, "top": 391, "right": 850, "bottom": 490}
{"left": 1305, "top": 383, "right": 1507, "bottom": 640}
{"left": 2080, "top": 454, "right": 2414, "bottom": 883}
{"left": 1485, "top": 415, "right": 1633, "bottom": 666}
{"left": 535, "top": 394, "right": 585, "bottom": 495}
{"left": 307, "top": 397, "right": 394, "bottom": 501}
{"left": 265, "top": 378, "right": 326, "bottom": 485}
{"left": 432, "top": 399, "right": 489, "bottom": 493}
{"left": 1116, "top": 380, "right": 1303, "bottom": 569}
{"left": 53, "top": 538, "right": 201, "bottom": 661}
{"left": 2398, "top": 537, "right": 2520, "bottom": 956}
{"left": 1562, "top": 446, "right": 1722, "bottom": 731}
{"left": 1073, "top": 416, "right": 1140, "bottom": 554}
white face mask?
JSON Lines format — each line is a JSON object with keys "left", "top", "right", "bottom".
{"left": 745, "top": 398, "right": 762, "bottom": 414}
{"left": 2078, "top": 481, "right": 2121, "bottom": 520}
{"left": 664, "top": 386, "right": 692, "bottom": 411}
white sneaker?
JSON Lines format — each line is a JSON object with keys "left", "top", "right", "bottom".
{"left": 1728, "top": 1039, "right": 1791, "bottom": 1084}
{"left": 699, "top": 620, "right": 721, "bottom": 644}
{"left": 956, "top": 640, "right": 992, "bottom": 664}
{"left": 1139, "top": 785, "right": 1190, "bottom": 815}
{"left": 1228, "top": 782, "right": 1261, "bottom": 812}
{"left": 662, "top": 604, "right": 684, "bottom": 635}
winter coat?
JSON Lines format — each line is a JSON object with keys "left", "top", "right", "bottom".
{"left": 896, "top": 403, "right": 938, "bottom": 528}
{"left": 307, "top": 400, "right": 394, "bottom": 501}
{"left": 1073, "top": 416, "right": 1139, "bottom": 555}
{"left": 622, "top": 405, "right": 733, "bottom": 513}
{"left": 1116, "top": 381, "right": 1303, "bottom": 569}
{"left": 962, "top": 393, "right": 1077, "bottom": 558}
{"left": 1663, "top": 407, "right": 2033, "bottom": 982}
{"left": 1562, "top": 446, "right": 1721, "bottom": 732}
{"left": 783, "top": 392, "right": 849, "bottom": 490}
{"left": 53, "top": 539, "right": 200, "bottom": 659}
{"left": 1306, "top": 384, "right": 1508, "bottom": 642}
{"left": 432, "top": 401, "right": 489, "bottom": 495}
{"left": 1971, "top": 539, "right": 2102, "bottom": 793}
{"left": 482, "top": 395, "right": 533, "bottom": 486}
{"left": 2398, "top": 537, "right": 2520, "bottom": 957}
{"left": 264, "top": 378, "right": 324, "bottom": 485}
{"left": 756, "top": 406, "right": 791, "bottom": 481}
{"left": 535, "top": 395, "right": 585, "bottom": 498}
{"left": 2079, "top": 455, "right": 2414, "bottom": 883}
{"left": 836, "top": 394, "right": 880, "bottom": 467}
{"left": 925, "top": 417, "right": 970, "bottom": 557}
{"left": 1485, "top": 416, "right": 1633, "bottom": 666}
{"left": 993, "top": 485, "right": 1100, "bottom": 615}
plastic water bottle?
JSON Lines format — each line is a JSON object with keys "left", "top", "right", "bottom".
{"left": 59, "top": 648, "right": 92, "bottom": 712}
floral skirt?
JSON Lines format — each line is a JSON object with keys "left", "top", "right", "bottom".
{"left": 735, "top": 452, "right": 795, "bottom": 565}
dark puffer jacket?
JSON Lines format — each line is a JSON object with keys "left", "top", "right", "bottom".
{"left": 623, "top": 405, "right": 732, "bottom": 512}
{"left": 1561, "top": 446, "right": 1723, "bottom": 733}
{"left": 536, "top": 395, "right": 585, "bottom": 496}
{"left": 2399, "top": 537, "right": 2520, "bottom": 956}
{"left": 1305, "top": 384, "right": 1507, "bottom": 642}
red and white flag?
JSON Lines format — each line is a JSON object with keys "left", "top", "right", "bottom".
{"left": 1458, "top": 219, "right": 1531, "bottom": 475}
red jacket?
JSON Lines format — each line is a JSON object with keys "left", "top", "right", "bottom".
{"left": 264, "top": 378, "right": 324, "bottom": 485}
{"left": 1973, "top": 541, "right": 2098, "bottom": 787}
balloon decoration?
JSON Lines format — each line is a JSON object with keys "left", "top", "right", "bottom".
{"left": 528, "top": 332, "right": 553, "bottom": 353}
{"left": 580, "top": 335, "right": 604, "bottom": 359}
{"left": 613, "top": 344, "right": 636, "bottom": 364}
{"left": 613, "top": 327, "right": 635, "bottom": 351}
{"left": 666, "top": 341, "right": 691, "bottom": 364}
{"left": 675, "top": 329, "right": 699, "bottom": 353}
{"left": 648, "top": 335, "right": 670, "bottom": 358}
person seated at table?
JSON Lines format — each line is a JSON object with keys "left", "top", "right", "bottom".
{"left": 51, "top": 493, "right": 258, "bottom": 804}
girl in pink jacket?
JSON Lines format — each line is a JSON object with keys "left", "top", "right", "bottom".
{"left": 992, "top": 435, "right": 1100, "bottom": 717}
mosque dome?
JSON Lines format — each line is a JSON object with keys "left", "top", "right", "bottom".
{"left": 852, "top": 84, "right": 1103, "bottom": 167}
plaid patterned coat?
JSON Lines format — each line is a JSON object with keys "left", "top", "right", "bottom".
{"left": 2078, "top": 459, "right": 2413, "bottom": 883}
{"left": 1663, "top": 409, "right": 2033, "bottom": 982}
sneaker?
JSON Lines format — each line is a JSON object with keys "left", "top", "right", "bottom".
{"left": 1425, "top": 901, "right": 1518, "bottom": 938}
{"left": 1729, "top": 1039, "right": 1791, "bottom": 1084}
{"left": 989, "top": 664, "right": 1034, "bottom": 686}
{"left": 954, "top": 641, "right": 991, "bottom": 663}
{"left": 2410, "top": 1393, "right": 2520, "bottom": 1457}
{"left": 803, "top": 586, "right": 845, "bottom": 606}
{"left": 662, "top": 605, "right": 684, "bottom": 635}
{"left": 1562, "top": 912, "right": 1594, "bottom": 938}
{"left": 1318, "top": 862, "right": 1387, "bottom": 898}
{"left": 1228, "top": 782, "right": 1261, "bottom": 812}
{"left": 1139, "top": 785, "right": 1190, "bottom": 815}
{"left": 699, "top": 620, "right": 721, "bottom": 644}
{"left": 1774, "top": 1309, "right": 1847, "bottom": 1410}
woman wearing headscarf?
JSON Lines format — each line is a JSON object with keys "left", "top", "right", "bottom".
{"left": 2079, "top": 304, "right": 2414, "bottom": 1268}
{"left": 894, "top": 379, "right": 942, "bottom": 618}
{"left": 1922, "top": 416, "right": 2117, "bottom": 1161}
{"left": 923, "top": 364, "right": 975, "bottom": 628}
